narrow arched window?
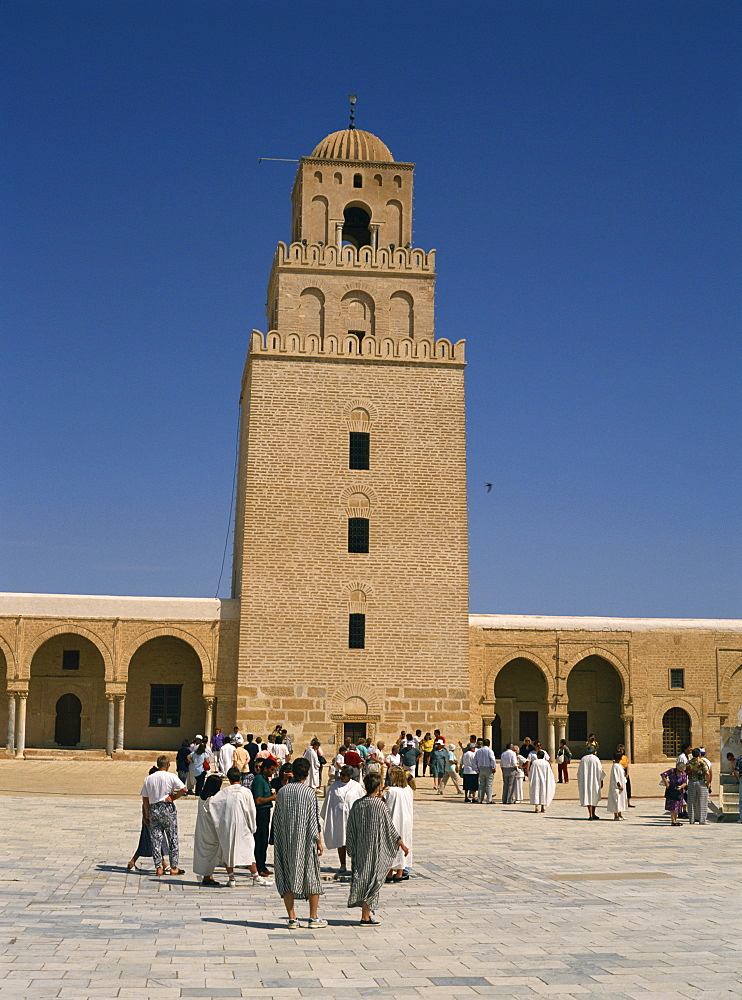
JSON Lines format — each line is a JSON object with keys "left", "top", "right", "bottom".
{"left": 349, "top": 613, "right": 366, "bottom": 649}
{"left": 348, "top": 517, "right": 369, "bottom": 553}
{"left": 353, "top": 173, "right": 363, "bottom": 188}
{"left": 349, "top": 432, "right": 370, "bottom": 470}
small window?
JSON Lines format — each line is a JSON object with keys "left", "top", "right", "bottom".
{"left": 348, "top": 517, "right": 369, "bottom": 553}
{"left": 353, "top": 173, "right": 363, "bottom": 188}
{"left": 62, "top": 650, "right": 80, "bottom": 670}
{"left": 568, "top": 711, "right": 588, "bottom": 742}
{"left": 348, "top": 328, "right": 365, "bottom": 345}
{"left": 349, "top": 613, "right": 366, "bottom": 649}
{"left": 349, "top": 431, "right": 370, "bottom": 470}
{"left": 150, "top": 685, "right": 182, "bottom": 727}
{"left": 669, "top": 668, "right": 685, "bottom": 689}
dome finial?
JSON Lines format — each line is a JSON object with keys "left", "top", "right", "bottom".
{"left": 349, "top": 94, "right": 357, "bottom": 130}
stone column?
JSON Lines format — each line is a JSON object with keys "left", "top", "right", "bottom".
{"left": 369, "top": 223, "right": 379, "bottom": 250}
{"left": 204, "top": 697, "right": 215, "bottom": 738}
{"left": 557, "top": 718, "right": 567, "bottom": 744}
{"left": 622, "top": 715, "right": 633, "bottom": 760}
{"left": 16, "top": 692, "right": 27, "bottom": 758}
{"left": 115, "top": 696, "right": 126, "bottom": 752}
{"left": 106, "top": 694, "right": 115, "bottom": 757}
{"left": 547, "top": 718, "right": 557, "bottom": 761}
{"left": 481, "top": 717, "right": 494, "bottom": 741}
{"left": 6, "top": 695, "right": 16, "bottom": 756}
{"left": 335, "top": 221, "right": 343, "bottom": 248}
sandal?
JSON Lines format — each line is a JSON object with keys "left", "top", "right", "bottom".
{"left": 168, "top": 868, "right": 186, "bottom": 875}
{"left": 201, "top": 876, "right": 220, "bottom": 886}
{"left": 126, "top": 860, "right": 137, "bottom": 870}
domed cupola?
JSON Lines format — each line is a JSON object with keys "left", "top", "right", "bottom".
{"left": 310, "top": 129, "right": 394, "bottom": 163}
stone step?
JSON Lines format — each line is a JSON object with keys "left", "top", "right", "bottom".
{"left": 23, "top": 748, "right": 109, "bottom": 761}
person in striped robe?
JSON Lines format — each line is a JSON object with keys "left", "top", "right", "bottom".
{"left": 346, "top": 771, "right": 409, "bottom": 925}
{"left": 272, "top": 756, "right": 326, "bottom": 928}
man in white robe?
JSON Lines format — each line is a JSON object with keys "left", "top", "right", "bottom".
{"left": 219, "top": 738, "right": 235, "bottom": 776}
{"left": 528, "top": 751, "right": 556, "bottom": 812}
{"left": 383, "top": 770, "right": 413, "bottom": 878}
{"left": 577, "top": 747, "right": 605, "bottom": 819}
{"left": 208, "top": 767, "right": 272, "bottom": 887}
{"left": 303, "top": 740, "right": 321, "bottom": 789}
{"left": 607, "top": 753, "right": 628, "bottom": 819}
{"left": 321, "top": 765, "right": 365, "bottom": 872}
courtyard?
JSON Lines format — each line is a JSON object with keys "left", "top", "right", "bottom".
{"left": 0, "top": 760, "right": 740, "bottom": 1000}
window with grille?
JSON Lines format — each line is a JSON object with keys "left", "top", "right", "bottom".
{"left": 62, "top": 650, "right": 80, "bottom": 670}
{"left": 669, "top": 668, "right": 685, "bottom": 689}
{"left": 150, "top": 685, "right": 182, "bottom": 727}
{"left": 568, "top": 711, "right": 588, "bottom": 742}
{"left": 662, "top": 707, "right": 691, "bottom": 757}
{"left": 349, "top": 431, "right": 370, "bottom": 469}
{"left": 349, "top": 613, "right": 366, "bottom": 649}
{"left": 347, "top": 517, "right": 369, "bottom": 553}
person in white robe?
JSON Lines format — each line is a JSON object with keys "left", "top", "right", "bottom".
{"left": 219, "top": 739, "right": 235, "bottom": 776}
{"left": 528, "top": 751, "right": 556, "bottom": 812}
{"left": 303, "top": 740, "right": 321, "bottom": 789}
{"left": 192, "top": 774, "right": 225, "bottom": 886}
{"left": 607, "top": 753, "right": 628, "bottom": 819}
{"left": 577, "top": 747, "right": 605, "bottom": 819}
{"left": 514, "top": 753, "right": 526, "bottom": 802}
{"left": 321, "top": 765, "right": 365, "bottom": 872}
{"left": 208, "top": 767, "right": 271, "bottom": 887}
{"left": 383, "top": 765, "right": 413, "bottom": 879}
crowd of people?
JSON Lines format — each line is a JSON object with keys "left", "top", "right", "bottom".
{"left": 132, "top": 723, "right": 733, "bottom": 926}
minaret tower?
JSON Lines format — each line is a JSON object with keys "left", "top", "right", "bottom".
{"left": 232, "top": 119, "right": 469, "bottom": 748}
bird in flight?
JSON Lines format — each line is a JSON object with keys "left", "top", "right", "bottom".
{"left": 485, "top": 483, "right": 492, "bottom": 492}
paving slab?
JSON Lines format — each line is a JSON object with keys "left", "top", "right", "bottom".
{"left": 0, "top": 762, "right": 740, "bottom": 999}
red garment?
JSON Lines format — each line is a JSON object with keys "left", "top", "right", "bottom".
{"left": 343, "top": 750, "right": 362, "bottom": 767}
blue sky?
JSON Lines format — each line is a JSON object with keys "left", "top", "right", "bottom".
{"left": 2, "top": 1, "right": 740, "bottom": 617}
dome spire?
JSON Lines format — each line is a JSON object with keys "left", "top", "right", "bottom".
{"left": 349, "top": 94, "right": 357, "bottom": 130}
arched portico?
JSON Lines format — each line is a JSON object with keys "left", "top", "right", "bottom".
{"left": 0, "top": 646, "right": 7, "bottom": 752}
{"left": 494, "top": 657, "right": 549, "bottom": 754}
{"left": 27, "top": 633, "right": 107, "bottom": 750}
{"left": 566, "top": 655, "right": 625, "bottom": 757}
{"left": 124, "top": 635, "right": 205, "bottom": 750}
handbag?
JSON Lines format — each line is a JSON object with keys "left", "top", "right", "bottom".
{"left": 665, "top": 786, "right": 681, "bottom": 801}
{"left": 203, "top": 758, "right": 210, "bottom": 771}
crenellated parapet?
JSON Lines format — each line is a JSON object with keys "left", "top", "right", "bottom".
{"left": 274, "top": 241, "right": 436, "bottom": 273}
{"left": 248, "top": 329, "right": 465, "bottom": 364}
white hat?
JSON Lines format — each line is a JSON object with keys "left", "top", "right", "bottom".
{"left": 234, "top": 734, "right": 244, "bottom": 745}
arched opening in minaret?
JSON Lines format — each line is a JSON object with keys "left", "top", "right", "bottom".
{"left": 342, "top": 205, "right": 371, "bottom": 249}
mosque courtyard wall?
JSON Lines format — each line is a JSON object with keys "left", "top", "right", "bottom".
{"left": 2, "top": 596, "right": 741, "bottom": 763}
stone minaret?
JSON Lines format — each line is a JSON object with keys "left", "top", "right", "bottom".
{"left": 232, "top": 125, "right": 469, "bottom": 749}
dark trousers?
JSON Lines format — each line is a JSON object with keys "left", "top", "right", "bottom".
{"left": 558, "top": 761, "right": 569, "bottom": 783}
{"left": 255, "top": 807, "right": 271, "bottom": 872}
{"left": 195, "top": 771, "right": 206, "bottom": 797}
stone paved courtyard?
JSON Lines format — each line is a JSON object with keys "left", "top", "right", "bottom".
{"left": 0, "top": 761, "right": 740, "bottom": 1000}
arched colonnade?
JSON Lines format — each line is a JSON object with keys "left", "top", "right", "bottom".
{"left": 0, "top": 618, "right": 226, "bottom": 757}
{"left": 481, "top": 648, "right": 633, "bottom": 760}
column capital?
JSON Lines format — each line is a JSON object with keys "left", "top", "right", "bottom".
{"left": 106, "top": 692, "right": 116, "bottom": 703}
{"left": 17, "top": 690, "right": 28, "bottom": 700}
{"left": 204, "top": 696, "right": 216, "bottom": 707}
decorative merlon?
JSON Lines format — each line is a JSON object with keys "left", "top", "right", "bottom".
{"left": 249, "top": 329, "right": 465, "bottom": 364}
{"left": 273, "top": 241, "right": 435, "bottom": 273}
